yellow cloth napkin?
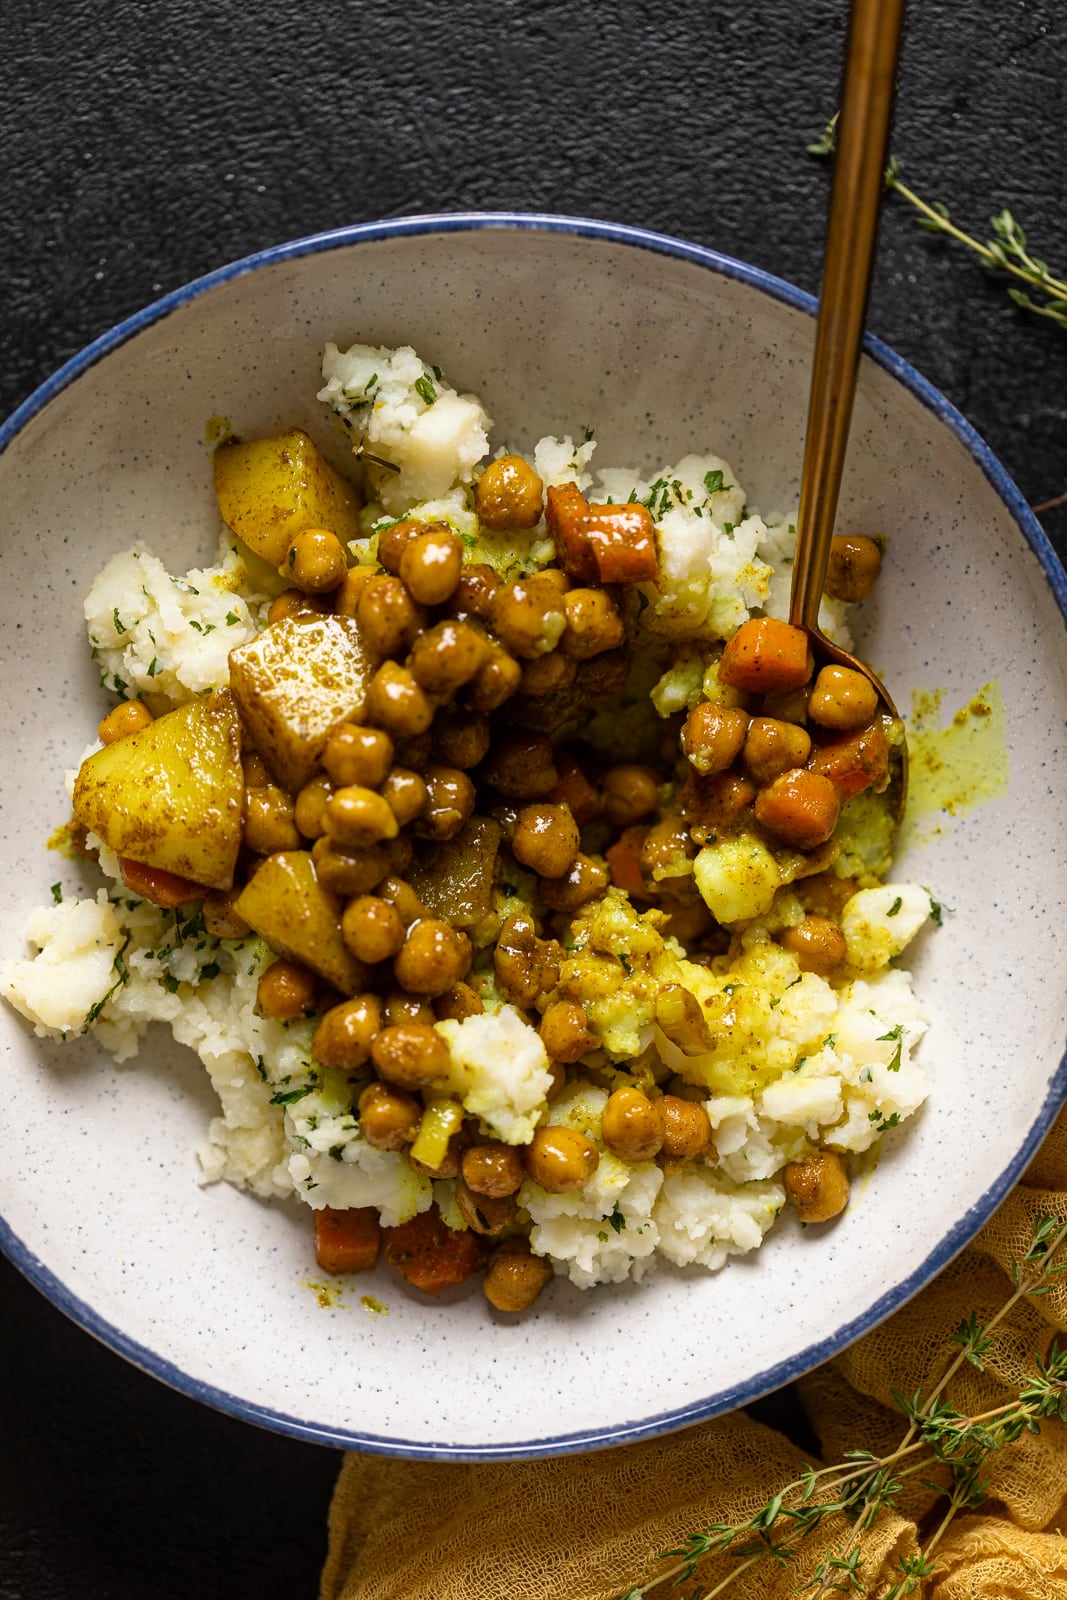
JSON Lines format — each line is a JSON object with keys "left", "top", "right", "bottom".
{"left": 320, "top": 1107, "right": 1067, "bottom": 1600}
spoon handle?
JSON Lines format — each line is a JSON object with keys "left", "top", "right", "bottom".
{"left": 790, "top": 0, "right": 907, "bottom": 633}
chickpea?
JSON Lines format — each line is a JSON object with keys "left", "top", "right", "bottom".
{"left": 601, "top": 764, "right": 661, "bottom": 828}
{"left": 323, "top": 785, "right": 399, "bottom": 849}
{"left": 244, "top": 785, "right": 302, "bottom": 854}
{"left": 256, "top": 959, "right": 318, "bottom": 1020}
{"left": 333, "top": 564, "right": 377, "bottom": 618}
{"left": 783, "top": 1148, "right": 850, "bottom": 1223}
{"left": 294, "top": 773, "right": 334, "bottom": 840}
{"left": 539, "top": 1000, "right": 595, "bottom": 1063}
{"left": 602, "top": 1087, "right": 663, "bottom": 1163}
{"left": 376, "top": 874, "right": 429, "bottom": 927}
{"left": 384, "top": 991, "right": 437, "bottom": 1027}
{"left": 639, "top": 817, "right": 697, "bottom": 895}
{"left": 460, "top": 1145, "right": 523, "bottom": 1207}
{"left": 433, "top": 709, "right": 491, "bottom": 770}
{"left": 480, "top": 731, "right": 558, "bottom": 799}
{"left": 393, "top": 731, "right": 434, "bottom": 771}
{"left": 681, "top": 702, "right": 751, "bottom": 776}
{"left": 560, "top": 588, "right": 625, "bottom": 660}
{"left": 483, "top": 1236, "right": 554, "bottom": 1313}
{"left": 370, "top": 1022, "right": 451, "bottom": 1089}
{"left": 656, "top": 1095, "right": 712, "bottom": 1166}
{"left": 365, "top": 661, "right": 434, "bottom": 737}
{"left": 466, "top": 642, "right": 523, "bottom": 711}
{"left": 538, "top": 853, "right": 610, "bottom": 914}
{"left": 341, "top": 895, "right": 406, "bottom": 964}
{"left": 383, "top": 833, "right": 414, "bottom": 874}
{"left": 825, "top": 533, "right": 882, "bottom": 603}
{"left": 455, "top": 1180, "right": 518, "bottom": 1235}
{"left": 798, "top": 870, "right": 858, "bottom": 920}
{"left": 658, "top": 896, "right": 715, "bottom": 945}
{"left": 357, "top": 1080, "right": 421, "bottom": 1150}
{"left": 311, "top": 837, "right": 390, "bottom": 896}
{"left": 488, "top": 575, "right": 567, "bottom": 659}
{"left": 678, "top": 771, "right": 756, "bottom": 833}
{"left": 202, "top": 887, "right": 251, "bottom": 940}
{"left": 753, "top": 769, "right": 840, "bottom": 850}
{"left": 376, "top": 517, "right": 427, "bottom": 574}
{"left": 474, "top": 453, "right": 544, "bottom": 530}
{"left": 512, "top": 802, "right": 581, "bottom": 878}
{"left": 525, "top": 1126, "right": 599, "bottom": 1192}
{"left": 763, "top": 685, "right": 810, "bottom": 725}
{"left": 780, "top": 915, "right": 847, "bottom": 976}
{"left": 409, "top": 619, "right": 489, "bottom": 696}
{"left": 742, "top": 717, "right": 813, "bottom": 784}
{"left": 415, "top": 765, "right": 476, "bottom": 841}
{"left": 394, "top": 918, "right": 472, "bottom": 996}
{"left": 267, "top": 588, "right": 331, "bottom": 623}
{"left": 323, "top": 724, "right": 394, "bottom": 790}
{"left": 381, "top": 767, "right": 428, "bottom": 827}
{"left": 519, "top": 650, "right": 577, "bottom": 696}
{"left": 284, "top": 527, "right": 348, "bottom": 593}
{"left": 807, "top": 665, "right": 880, "bottom": 732}
{"left": 399, "top": 526, "right": 463, "bottom": 606}
{"left": 357, "top": 574, "right": 426, "bottom": 656}
{"left": 241, "top": 751, "right": 272, "bottom": 788}
{"left": 434, "top": 981, "right": 484, "bottom": 1022}
{"left": 448, "top": 561, "right": 500, "bottom": 620}
{"left": 312, "top": 993, "right": 383, "bottom": 1069}
{"left": 494, "top": 911, "right": 562, "bottom": 1008}
{"left": 98, "top": 699, "right": 152, "bottom": 745}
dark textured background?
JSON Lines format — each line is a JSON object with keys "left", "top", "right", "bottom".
{"left": 2, "top": 1, "right": 1065, "bottom": 1595}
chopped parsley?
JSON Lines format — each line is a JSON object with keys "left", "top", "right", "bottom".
{"left": 887, "top": 896, "right": 903, "bottom": 917}
{"left": 162, "top": 974, "right": 180, "bottom": 994}
{"left": 199, "top": 961, "right": 220, "bottom": 979}
{"left": 869, "top": 1111, "right": 902, "bottom": 1131}
{"left": 112, "top": 608, "right": 126, "bottom": 635}
{"left": 877, "top": 1024, "right": 905, "bottom": 1071}
{"left": 50, "top": 883, "right": 62, "bottom": 904}
{"left": 146, "top": 657, "right": 160, "bottom": 678}
{"left": 269, "top": 1084, "right": 316, "bottom": 1106}
{"left": 703, "top": 469, "right": 725, "bottom": 495}
{"left": 414, "top": 374, "right": 437, "bottom": 406}
{"left": 608, "top": 1206, "right": 626, "bottom": 1234}
{"left": 225, "top": 610, "right": 239, "bottom": 626}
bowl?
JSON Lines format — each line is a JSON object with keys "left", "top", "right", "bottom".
{"left": 2, "top": 213, "right": 1066, "bottom": 1461}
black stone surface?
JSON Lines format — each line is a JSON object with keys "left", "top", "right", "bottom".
{"left": 1, "top": 2, "right": 1065, "bottom": 1595}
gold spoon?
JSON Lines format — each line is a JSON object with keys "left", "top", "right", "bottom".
{"left": 790, "top": 0, "right": 908, "bottom": 816}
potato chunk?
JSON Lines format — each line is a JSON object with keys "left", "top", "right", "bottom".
{"left": 235, "top": 850, "right": 364, "bottom": 994}
{"left": 213, "top": 429, "right": 361, "bottom": 567}
{"left": 229, "top": 614, "right": 374, "bottom": 792}
{"left": 72, "top": 690, "right": 243, "bottom": 890}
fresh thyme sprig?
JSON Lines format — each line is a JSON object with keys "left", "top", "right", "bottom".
{"left": 808, "top": 112, "right": 1067, "bottom": 331}
{"left": 618, "top": 1213, "right": 1067, "bottom": 1600}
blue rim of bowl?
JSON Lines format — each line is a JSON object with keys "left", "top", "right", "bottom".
{"left": 2, "top": 211, "right": 1066, "bottom": 1461}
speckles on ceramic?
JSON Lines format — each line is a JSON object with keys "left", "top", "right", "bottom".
{"left": 1, "top": 214, "right": 1067, "bottom": 1462}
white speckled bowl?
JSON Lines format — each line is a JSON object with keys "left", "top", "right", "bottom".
{"left": 2, "top": 215, "right": 1067, "bottom": 1460}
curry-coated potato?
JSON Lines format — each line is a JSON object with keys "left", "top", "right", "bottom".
{"left": 235, "top": 849, "right": 365, "bottom": 995}
{"left": 73, "top": 689, "right": 243, "bottom": 891}
{"left": 213, "top": 429, "right": 362, "bottom": 566}
{"left": 229, "top": 614, "right": 374, "bottom": 792}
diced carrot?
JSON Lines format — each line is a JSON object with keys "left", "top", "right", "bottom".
{"left": 547, "top": 751, "right": 603, "bottom": 824}
{"left": 118, "top": 857, "right": 206, "bottom": 908}
{"left": 545, "top": 483, "right": 596, "bottom": 581}
{"left": 807, "top": 721, "right": 891, "bottom": 800}
{"left": 605, "top": 824, "right": 651, "bottom": 899}
{"left": 718, "top": 618, "right": 813, "bottom": 695}
{"left": 584, "top": 503, "right": 658, "bottom": 584}
{"left": 753, "top": 769, "right": 840, "bottom": 850}
{"left": 314, "top": 1206, "right": 382, "bottom": 1275}
{"left": 382, "top": 1205, "right": 484, "bottom": 1295}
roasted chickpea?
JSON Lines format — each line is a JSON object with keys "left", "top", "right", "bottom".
{"left": 376, "top": 516, "right": 426, "bottom": 574}
{"left": 382, "top": 833, "right": 414, "bottom": 875}
{"left": 601, "top": 764, "right": 661, "bottom": 828}
{"left": 381, "top": 767, "right": 428, "bottom": 827}
{"left": 434, "top": 981, "right": 484, "bottom": 1022}
{"left": 448, "top": 561, "right": 500, "bottom": 619}
{"left": 256, "top": 959, "right": 317, "bottom": 1020}
{"left": 539, "top": 1000, "right": 595, "bottom": 1063}
{"left": 384, "top": 990, "right": 437, "bottom": 1027}
{"left": 341, "top": 895, "right": 406, "bottom": 963}
{"left": 409, "top": 619, "right": 489, "bottom": 695}
{"left": 284, "top": 527, "right": 348, "bottom": 593}
{"left": 639, "top": 817, "right": 698, "bottom": 895}
{"left": 267, "top": 587, "right": 331, "bottom": 623}
{"left": 825, "top": 534, "right": 882, "bottom": 604}
{"left": 323, "top": 724, "right": 394, "bottom": 790}
{"left": 678, "top": 770, "right": 757, "bottom": 832}
{"left": 525, "top": 1126, "right": 599, "bottom": 1192}
{"left": 399, "top": 526, "right": 463, "bottom": 606}
{"left": 333, "top": 564, "right": 377, "bottom": 618}
{"left": 357, "top": 574, "right": 426, "bottom": 656}
{"left": 494, "top": 911, "right": 562, "bottom": 1008}
{"left": 415, "top": 765, "right": 476, "bottom": 841}
{"left": 244, "top": 785, "right": 302, "bottom": 854}
{"left": 98, "top": 699, "right": 153, "bottom": 745}
{"left": 742, "top": 717, "right": 813, "bottom": 784}
{"left": 394, "top": 918, "right": 472, "bottom": 996}
{"left": 483, "top": 1236, "right": 554, "bottom": 1312}
{"left": 365, "top": 661, "right": 435, "bottom": 737}
{"left": 807, "top": 665, "right": 880, "bottom": 732}
{"left": 370, "top": 1022, "right": 451, "bottom": 1089}
{"left": 560, "top": 588, "right": 626, "bottom": 660}
{"left": 602, "top": 1087, "right": 663, "bottom": 1163}
{"left": 753, "top": 769, "right": 840, "bottom": 850}
{"left": 433, "top": 709, "right": 491, "bottom": 770}
{"left": 763, "top": 685, "right": 810, "bottom": 725}
{"left": 783, "top": 1148, "right": 850, "bottom": 1223}
{"left": 357, "top": 1080, "right": 421, "bottom": 1150}
{"left": 294, "top": 773, "right": 334, "bottom": 839}
{"left": 323, "top": 785, "right": 399, "bottom": 848}
{"left": 455, "top": 1180, "right": 518, "bottom": 1235}
{"left": 474, "top": 453, "right": 544, "bottom": 530}
{"left": 376, "top": 874, "right": 429, "bottom": 927}
{"left": 519, "top": 650, "right": 577, "bottom": 696}
{"left": 780, "top": 915, "right": 848, "bottom": 976}
{"left": 512, "top": 802, "right": 581, "bottom": 878}
{"left": 202, "top": 887, "right": 251, "bottom": 940}
{"left": 466, "top": 642, "right": 523, "bottom": 712}
{"left": 393, "top": 731, "right": 434, "bottom": 771}
{"left": 488, "top": 575, "right": 567, "bottom": 659}
{"left": 480, "top": 731, "right": 558, "bottom": 799}
{"left": 656, "top": 1095, "right": 713, "bottom": 1166}
{"left": 681, "top": 702, "right": 751, "bottom": 776}
{"left": 312, "top": 993, "right": 383, "bottom": 1068}
{"left": 538, "top": 853, "right": 610, "bottom": 914}
{"left": 461, "top": 1142, "right": 525, "bottom": 1196}
{"left": 311, "top": 837, "right": 390, "bottom": 896}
